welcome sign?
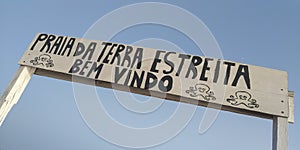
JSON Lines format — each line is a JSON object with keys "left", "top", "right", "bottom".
{"left": 18, "top": 33, "right": 289, "bottom": 118}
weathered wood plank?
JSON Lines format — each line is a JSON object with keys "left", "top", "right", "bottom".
{"left": 288, "top": 91, "right": 294, "bottom": 123}
{"left": 273, "top": 116, "right": 288, "bottom": 150}
{"left": 34, "top": 68, "right": 275, "bottom": 120}
{"left": 18, "top": 33, "right": 289, "bottom": 118}
{"left": 0, "top": 66, "right": 36, "bottom": 126}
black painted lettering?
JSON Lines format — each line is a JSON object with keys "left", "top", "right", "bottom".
{"left": 163, "top": 52, "right": 176, "bottom": 74}
{"left": 60, "top": 38, "right": 75, "bottom": 56}
{"left": 48, "top": 36, "right": 63, "bottom": 53}
{"left": 79, "top": 61, "right": 92, "bottom": 75}
{"left": 186, "top": 56, "right": 202, "bottom": 79}
{"left": 131, "top": 48, "right": 143, "bottom": 69}
{"left": 144, "top": 72, "right": 158, "bottom": 89}
{"left": 231, "top": 65, "right": 251, "bottom": 89}
{"left": 158, "top": 75, "right": 173, "bottom": 92}
{"left": 103, "top": 43, "right": 118, "bottom": 63}
{"left": 82, "top": 42, "right": 96, "bottom": 60}
{"left": 73, "top": 42, "right": 85, "bottom": 57}
{"left": 30, "top": 34, "right": 48, "bottom": 50}
{"left": 176, "top": 54, "right": 190, "bottom": 76}
{"left": 40, "top": 34, "right": 56, "bottom": 52}
{"left": 200, "top": 58, "right": 213, "bottom": 81}
{"left": 223, "top": 61, "right": 235, "bottom": 85}
{"left": 130, "top": 71, "right": 145, "bottom": 88}
{"left": 121, "top": 46, "right": 133, "bottom": 67}
{"left": 124, "top": 70, "right": 132, "bottom": 86}
{"left": 87, "top": 62, "right": 103, "bottom": 79}
{"left": 68, "top": 59, "right": 83, "bottom": 73}
{"left": 115, "top": 67, "right": 127, "bottom": 83}
{"left": 57, "top": 37, "right": 67, "bottom": 55}
{"left": 97, "top": 42, "right": 111, "bottom": 62}
{"left": 110, "top": 44, "right": 125, "bottom": 65}
{"left": 150, "top": 50, "right": 166, "bottom": 73}
{"left": 213, "top": 59, "right": 221, "bottom": 83}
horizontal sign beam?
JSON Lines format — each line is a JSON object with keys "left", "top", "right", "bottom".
{"left": 18, "top": 33, "right": 289, "bottom": 118}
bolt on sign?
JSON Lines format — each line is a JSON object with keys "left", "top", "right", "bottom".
{"left": 0, "top": 33, "right": 294, "bottom": 150}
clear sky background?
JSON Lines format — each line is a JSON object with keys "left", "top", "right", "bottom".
{"left": 0, "top": 0, "right": 299, "bottom": 150}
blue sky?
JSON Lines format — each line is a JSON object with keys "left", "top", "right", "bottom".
{"left": 0, "top": 0, "right": 299, "bottom": 150}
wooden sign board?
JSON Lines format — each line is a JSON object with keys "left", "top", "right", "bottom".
{"left": 16, "top": 33, "right": 289, "bottom": 118}
{"left": 0, "top": 33, "right": 294, "bottom": 150}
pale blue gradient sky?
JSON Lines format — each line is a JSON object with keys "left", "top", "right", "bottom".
{"left": 0, "top": 0, "right": 299, "bottom": 150}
